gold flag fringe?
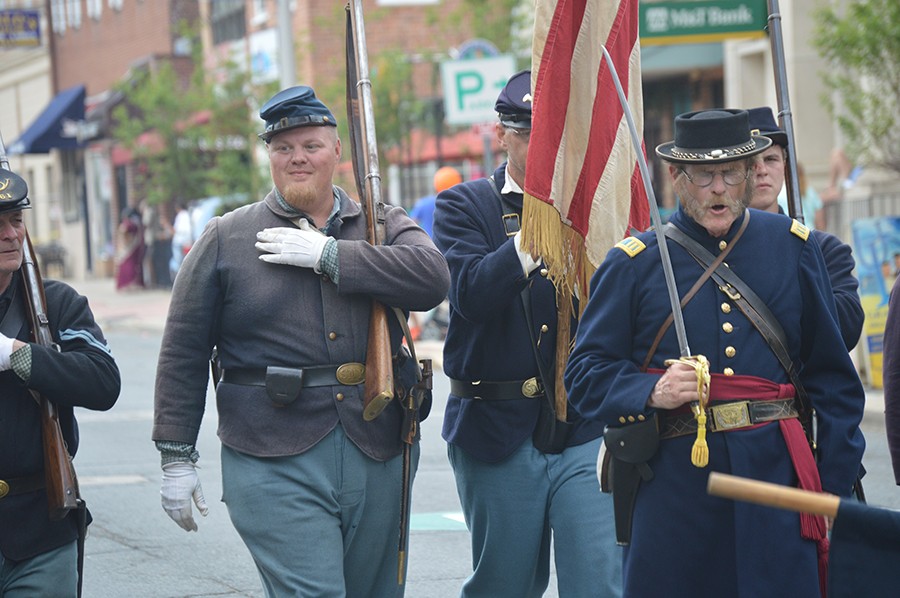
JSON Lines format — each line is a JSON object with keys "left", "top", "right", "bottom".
{"left": 521, "top": 193, "right": 598, "bottom": 422}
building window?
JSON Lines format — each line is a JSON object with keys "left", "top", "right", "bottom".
{"left": 211, "top": 0, "right": 245, "bottom": 45}
{"left": 108, "top": 0, "right": 122, "bottom": 11}
{"left": 67, "top": 0, "right": 81, "bottom": 28}
{"left": 87, "top": 0, "right": 101, "bottom": 20}
{"left": 51, "top": 0, "right": 66, "bottom": 33}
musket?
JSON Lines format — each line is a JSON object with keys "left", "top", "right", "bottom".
{"left": 345, "top": 0, "right": 394, "bottom": 422}
{"left": 0, "top": 133, "right": 80, "bottom": 520}
{"left": 767, "top": 0, "right": 804, "bottom": 223}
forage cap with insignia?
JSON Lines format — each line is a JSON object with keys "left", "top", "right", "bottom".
{"left": 0, "top": 168, "right": 30, "bottom": 214}
{"left": 495, "top": 69, "right": 532, "bottom": 130}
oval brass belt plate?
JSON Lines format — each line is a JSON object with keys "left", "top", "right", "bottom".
{"left": 0, "top": 480, "right": 9, "bottom": 499}
{"left": 336, "top": 362, "right": 366, "bottom": 385}
{"left": 522, "top": 377, "right": 542, "bottom": 398}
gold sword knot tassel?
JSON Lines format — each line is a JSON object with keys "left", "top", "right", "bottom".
{"left": 665, "top": 354, "right": 711, "bottom": 467}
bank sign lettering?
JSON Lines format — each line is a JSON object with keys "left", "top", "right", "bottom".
{"left": 441, "top": 55, "right": 515, "bottom": 126}
{"left": 640, "top": 0, "right": 767, "bottom": 46}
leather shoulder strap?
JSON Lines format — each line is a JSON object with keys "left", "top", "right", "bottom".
{"left": 663, "top": 223, "right": 812, "bottom": 427}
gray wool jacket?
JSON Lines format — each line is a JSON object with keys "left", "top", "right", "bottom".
{"left": 152, "top": 187, "right": 449, "bottom": 461}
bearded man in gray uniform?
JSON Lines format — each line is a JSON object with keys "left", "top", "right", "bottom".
{"left": 152, "top": 85, "right": 450, "bottom": 598}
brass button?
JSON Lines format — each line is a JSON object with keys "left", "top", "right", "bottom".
{"left": 328, "top": 332, "right": 337, "bottom": 340}
{"left": 0, "top": 480, "right": 8, "bottom": 499}
{"left": 718, "top": 240, "right": 727, "bottom": 251}
{"left": 619, "top": 416, "right": 626, "bottom": 424}
{"left": 724, "top": 367, "right": 734, "bottom": 376}
{"left": 721, "top": 302, "right": 731, "bottom": 314}
{"left": 540, "top": 324, "right": 549, "bottom": 333}
{"left": 637, "top": 414, "right": 645, "bottom": 421}
{"left": 725, "top": 346, "right": 736, "bottom": 358}
{"left": 540, "top": 268, "right": 549, "bottom": 277}
{"left": 722, "top": 322, "right": 733, "bottom": 333}
{"left": 336, "top": 393, "right": 344, "bottom": 401}
{"left": 627, "top": 415, "right": 635, "bottom": 422}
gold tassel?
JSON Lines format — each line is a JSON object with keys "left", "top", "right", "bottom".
{"left": 664, "top": 355, "right": 711, "bottom": 468}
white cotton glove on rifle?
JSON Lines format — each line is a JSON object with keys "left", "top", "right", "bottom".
{"left": 256, "top": 221, "right": 330, "bottom": 272}
{"left": 0, "top": 333, "right": 16, "bottom": 371}
{"left": 161, "top": 462, "right": 209, "bottom": 532}
{"left": 513, "top": 230, "right": 541, "bottom": 276}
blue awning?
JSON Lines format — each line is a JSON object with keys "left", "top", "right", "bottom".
{"left": 9, "top": 85, "right": 86, "bottom": 155}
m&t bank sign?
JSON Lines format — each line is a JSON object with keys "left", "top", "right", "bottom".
{"left": 640, "top": 0, "right": 768, "bottom": 46}
{"left": 441, "top": 55, "right": 516, "bottom": 126}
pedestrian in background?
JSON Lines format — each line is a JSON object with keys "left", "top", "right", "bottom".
{"left": 433, "top": 70, "right": 621, "bottom": 598}
{"left": 566, "top": 108, "right": 865, "bottom": 598}
{"left": 0, "top": 170, "right": 120, "bottom": 596}
{"left": 152, "top": 85, "right": 449, "bottom": 597}
{"left": 114, "top": 205, "right": 145, "bottom": 291}
{"left": 409, "top": 165, "right": 462, "bottom": 238}
{"left": 746, "top": 106, "right": 864, "bottom": 350}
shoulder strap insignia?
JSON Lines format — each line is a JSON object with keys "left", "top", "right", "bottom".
{"left": 790, "top": 219, "right": 810, "bottom": 241}
{"left": 615, "top": 237, "right": 646, "bottom": 258}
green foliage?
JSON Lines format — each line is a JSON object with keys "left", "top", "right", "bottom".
{"left": 813, "top": 0, "right": 900, "bottom": 174}
{"left": 111, "top": 24, "right": 271, "bottom": 208}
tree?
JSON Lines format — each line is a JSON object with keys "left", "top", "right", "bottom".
{"left": 112, "top": 26, "right": 273, "bottom": 211}
{"left": 813, "top": 0, "right": 900, "bottom": 174}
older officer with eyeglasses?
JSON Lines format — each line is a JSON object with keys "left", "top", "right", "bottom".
{"left": 566, "top": 108, "right": 865, "bottom": 598}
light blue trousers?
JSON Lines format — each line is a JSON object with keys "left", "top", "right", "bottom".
{"left": 449, "top": 437, "right": 622, "bottom": 598}
{"left": 0, "top": 540, "right": 77, "bottom": 598}
{"left": 221, "top": 425, "right": 418, "bottom": 598}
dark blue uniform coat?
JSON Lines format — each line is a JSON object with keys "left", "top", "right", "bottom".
{"left": 0, "top": 273, "right": 120, "bottom": 561}
{"left": 565, "top": 207, "right": 865, "bottom": 598}
{"left": 434, "top": 165, "right": 603, "bottom": 461}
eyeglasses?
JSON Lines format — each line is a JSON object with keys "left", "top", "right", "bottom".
{"left": 503, "top": 126, "right": 531, "bottom": 138}
{"left": 680, "top": 168, "right": 749, "bottom": 187}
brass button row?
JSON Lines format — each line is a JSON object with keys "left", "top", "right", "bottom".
{"left": 618, "top": 414, "right": 647, "bottom": 424}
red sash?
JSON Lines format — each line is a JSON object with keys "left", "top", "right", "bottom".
{"left": 650, "top": 369, "right": 829, "bottom": 595}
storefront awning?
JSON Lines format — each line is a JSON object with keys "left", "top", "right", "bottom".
{"left": 9, "top": 85, "right": 86, "bottom": 155}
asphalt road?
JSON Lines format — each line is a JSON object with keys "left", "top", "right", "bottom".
{"left": 72, "top": 329, "right": 899, "bottom": 597}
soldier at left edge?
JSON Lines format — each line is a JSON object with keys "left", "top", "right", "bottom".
{"left": 0, "top": 168, "right": 121, "bottom": 597}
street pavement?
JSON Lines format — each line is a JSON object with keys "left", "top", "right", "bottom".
{"left": 60, "top": 276, "right": 900, "bottom": 597}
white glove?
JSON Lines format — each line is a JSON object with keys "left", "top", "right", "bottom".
{"left": 161, "top": 462, "right": 208, "bottom": 532}
{"left": 513, "top": 230, "right": 541, "bottom": 275}
{"left": 256, "top": 225, "right": 330, "bottom": 272}
{"left": 0, "top": 333, "right": 15, "bottom": 371}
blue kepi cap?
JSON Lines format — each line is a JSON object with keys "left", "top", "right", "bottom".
{"left": 495, "top": 70, "right": 532, "bottom": 129}
{"left": 259, "top": 85, "right": 337, "bottom": 142}
{"left": 0, "top": 168, "right": 30, "bottom": 214}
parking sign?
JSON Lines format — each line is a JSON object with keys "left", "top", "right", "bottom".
{"left": 441, "top": 55, "right": 516, "bottom": 125}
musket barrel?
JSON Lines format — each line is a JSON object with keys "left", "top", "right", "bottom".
{"left": 767, "top": 0, "right": 804, "bottom": 223}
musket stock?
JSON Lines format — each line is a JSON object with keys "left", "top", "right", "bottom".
{"left": 346, "top": 1, "right": 394, "bottom": 421}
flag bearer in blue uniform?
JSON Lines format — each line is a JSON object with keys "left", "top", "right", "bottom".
{"left": 565, "top": 109, "right": 865, "bottom": 598}
{"left": 433, "top": 70, "right": 621, "bottom": 598}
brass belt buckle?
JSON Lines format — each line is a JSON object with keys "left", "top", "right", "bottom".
{"left": 712, "top": 400, "right": 751, "bottom": 431}
{"left": 336, "top": 362, "right": 366, "bottom": 385}
{"left": 0, "top": 480, "right": 8, "bottom": 499}
{"left": 521, "top": 377, "right": 543, "bottom": 398}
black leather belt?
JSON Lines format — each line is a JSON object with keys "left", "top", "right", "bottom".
{"left": 221, "top": 363, "right": 366, "bottom": 388}
{"left": 0, "top": 472, "right": 45, "bottom": 499}
{"left": 450, "top": 378, "right": 544, "bottom": 400}
{"left": 660, "top": 398, "right": 798, "bottom": 439}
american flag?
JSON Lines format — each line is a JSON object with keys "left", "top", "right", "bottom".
{"left": 522, "top": 0, "right": 650, "bottom": 301}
